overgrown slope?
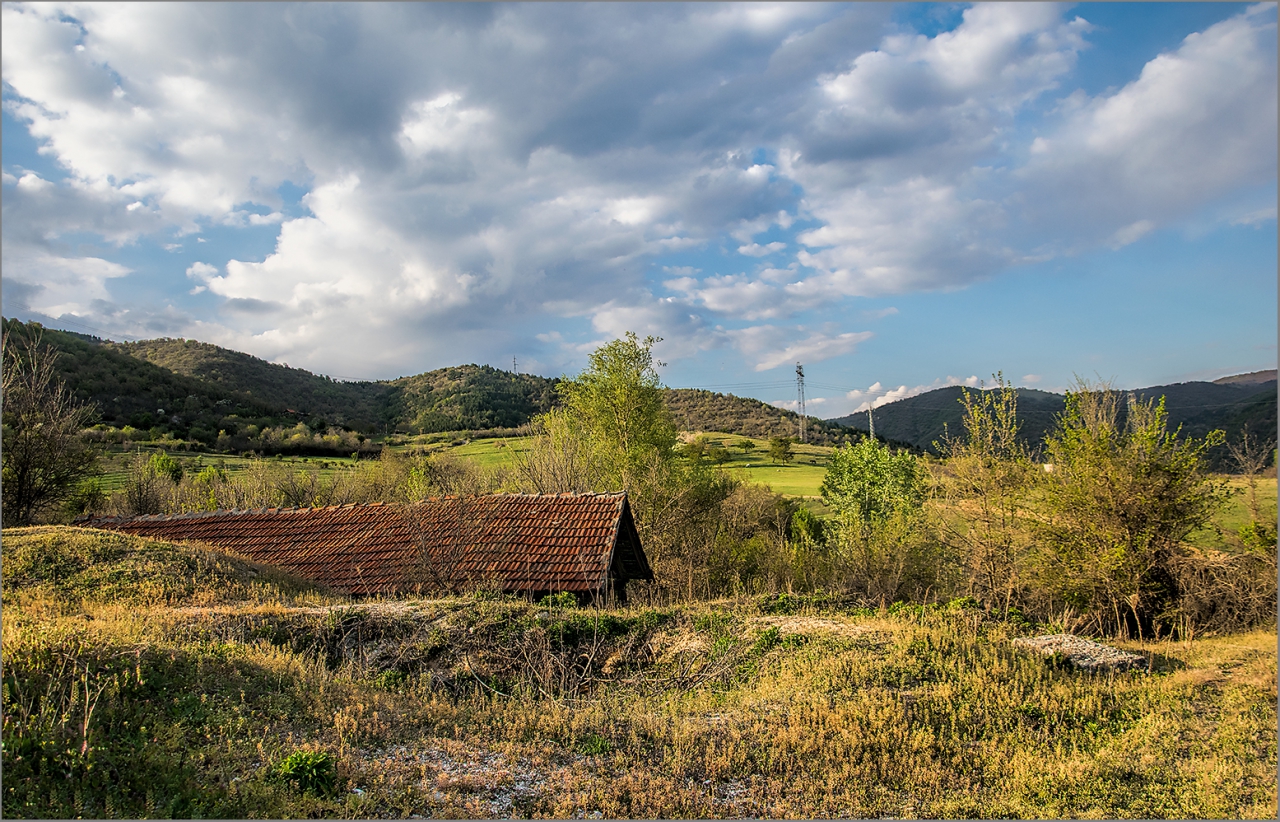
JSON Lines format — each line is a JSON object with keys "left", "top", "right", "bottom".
{"left": 2, "top": 526, "right": 335, "bottom": 608}
{"left": 3, "top": 529, "right": 1274, "bottom": 819}
{"left": 384, "top": 365, "right": 559, "bottom": 434}
{"left": 1, "top": 318, "right": 282, "bottom": 438}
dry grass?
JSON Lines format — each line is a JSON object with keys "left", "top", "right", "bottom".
{"left": 4, "top": 528, "right": 1276, "bottom": 819}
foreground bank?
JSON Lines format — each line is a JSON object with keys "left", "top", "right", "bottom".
{"left": 3, "top": 527, "right": 1276, "bottom": 818}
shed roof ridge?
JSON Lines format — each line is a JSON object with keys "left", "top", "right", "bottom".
{"left": 419, "top": 491, "right": 626, "bottom": 502}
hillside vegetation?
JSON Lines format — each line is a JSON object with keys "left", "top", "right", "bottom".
{"left": 831, "top": 380, "right": 1278, "bottom": 464}
{"left": 9, "top": 318, "right": 1271, "bottom": 462}
{"left": 1, "top": 318, "right": 284, "bottom": 443}
{"left": 111, "top": 338, "right": 393, "bottom": 431}
{"left": 3, "top": 526, "right": 1276, "bottom": 819}
{"left": 664, "top": 388, "right": 864, "bottom": 446}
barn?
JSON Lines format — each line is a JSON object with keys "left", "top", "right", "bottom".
{"left": 80, "top": 492, "right": 653, "bottom": 604}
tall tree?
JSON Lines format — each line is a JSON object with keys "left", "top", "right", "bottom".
{"left": 556, "top": 332, "right": 677, "bottom": 465}
{"left": 821, "top": 435, "right": 935, "bottom": 601}
{"left": 2, "top": 327, "right": 100, "bottom": 525}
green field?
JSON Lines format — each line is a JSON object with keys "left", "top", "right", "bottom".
{"left": 94, "top": 448, "right": 362, "bottom": 492}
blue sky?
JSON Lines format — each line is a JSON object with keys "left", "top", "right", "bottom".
{"left": 3, "top": 2, "right": 1275, "bottom": 417}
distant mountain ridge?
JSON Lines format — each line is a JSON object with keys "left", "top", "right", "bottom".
{"left": 828, "top": 376, "right": 1277, "bottom": 464}
{"left": 1213, "top": 369, "right": 1276, "bottom": 386}
{"left": 18, "top": 317, "right": 1263, "bottom": 459}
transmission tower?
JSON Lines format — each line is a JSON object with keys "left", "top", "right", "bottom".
{"left": 795, "top": 362, "right": 806, "bottom": 443}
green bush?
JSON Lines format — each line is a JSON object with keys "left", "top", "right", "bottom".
{"left": 273, "top": 749, "right": 337, "bottom": 797}
{"left": 538, "top": 591, "right": 578, "bottom": 609}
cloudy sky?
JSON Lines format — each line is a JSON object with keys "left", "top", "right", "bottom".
{"left": 3, "top": 2, "right": 1276, "bottom": 418}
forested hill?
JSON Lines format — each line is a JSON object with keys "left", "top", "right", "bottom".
{"left": 665, "top": 388, "right": 889, "bottom": 448}
{"left": 2, "top": 319, "right": 282, "bottom": 442}
{"left": 829, "top": 387, "right": 1067, "bottom": 456}
{"left": 829, "top": 379, "right": 1278, "bottom": 461}
{"left": 385, "top": 365, "right": 559, "bottom": 433}
{"left": 111, "top": 338, "right": 562, "bottom": 434}
{"left": 5, "top": 320, "right": 559, "bottom": 438}
{"left": 110, "top": 338, "right": 391, "bottom": 430}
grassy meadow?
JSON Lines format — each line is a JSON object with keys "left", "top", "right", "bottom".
{"left": 3, "top": 526, "right": 1276, "bottom": 819}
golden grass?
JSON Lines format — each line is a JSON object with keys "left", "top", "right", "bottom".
{"left": 3, "top": 533, "right": 1275, "bottom": 820}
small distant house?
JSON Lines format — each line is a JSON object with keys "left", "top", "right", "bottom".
{"left": 81, "top": 492, "right": 653, "bottom": 604}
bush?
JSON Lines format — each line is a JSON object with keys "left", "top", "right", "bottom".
{"left": 1034, "top": 382, "right": 1229, "bottom": 638}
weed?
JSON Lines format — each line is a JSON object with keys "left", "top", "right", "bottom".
{"left": 576, "top": 734, "right": 614, "bottom": 756}
{"left": 273, "top": 749, "right": 337, "bottom": 797}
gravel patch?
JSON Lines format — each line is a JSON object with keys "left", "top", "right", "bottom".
{"left": 1011, "top": 633, "right": 1148, "bottom": 673}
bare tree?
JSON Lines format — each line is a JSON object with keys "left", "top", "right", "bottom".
{"left": 404, "top": 498, "right": 475, "bottom": 595}
{"left": 2, "top": 327, "right": 100, "bottom": 525}
{"left": 1226, "top": 425, "right": 1277, "bottom": 526}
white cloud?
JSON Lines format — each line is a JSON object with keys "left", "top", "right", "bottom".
{"left": 1107, "top": 219, "right": 1156, "bottom": 249}
{"left": 1, "top": 249, "right": 131, "bottom": 318}
{"left": 1016, "top": 5, "right": 1277, "bottom": 248}
{"left": 1, "top": 2, "right": 1273, "bottom": 377}
{"left": 738, "top": 241, "right": 786, "bottom": 257}
{"left": 1231, "top": 206, "right": 1278, "bottom": 227}
{"left": 729, "top": 326, "right": 873, "bottom": 372}
{"left": 839, "top": 374, "right": 981, "bottom": 415}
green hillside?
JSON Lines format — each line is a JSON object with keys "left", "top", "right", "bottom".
{"left": 830, "top": 387, "right": 1066, "bottom": 456}
{"left": 111, "top": 338, "right": 392, "bottom": 431}
{"left": 1, "top": 318, "right": 284, "bottom": 440}
{"left": 14, "top": 316, "right": 1268, "bottom": 464}
{"left": 665, "top": 388, "right": 862, "bottom": 446}
{"left": 829, "top": 380, "right": 1278, "bottom": 464}
{"left": 385, "top": 365, "right": 559, "bottom": 434}
{"left": 112, "top": 337, "right": 562, "bottom": 435}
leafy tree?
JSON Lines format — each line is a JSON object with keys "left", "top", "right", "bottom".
{"left": 556, "top": 332, "right": 678, "bottom": 465}
{"left": 735, "top": 439, "right": 755, "bottom": 454}
{"left": 150, "top": 451, "right": 184, "bottom": 484}
{"left": 768, "top": 436, "right": 794, "bottom": 465}
{"left": 1226, "top": 425, "right": 1277, "bottom": 553}
{"left": 2, "top": 329, "right": 100, "bottom": 525}
{"left": 821, "top": 437, "right": 922, "bottom": 537}
{"left": 679, "top": 434, "right": 711, "bottom": 463}
{"left": 821, "top": 436, "right": 935, "bottom": 600}
{"left": 519, "top": 333, "right": 738, "bottom": 601}
{"left": 1035, "top": 381, "right": 1229, "bottom": 638}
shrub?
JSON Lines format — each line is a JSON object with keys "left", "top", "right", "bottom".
{"left": 1034, "top": 382, "right": 1230, "bottom": 638}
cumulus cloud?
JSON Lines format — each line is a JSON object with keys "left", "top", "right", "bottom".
{"left": 1, "top": 2, "right": 1273, "bottom": 377}
{"left": 1, "top": 248, "right": 131, "bottom": 318}
{"left": 738, "top": 241, "right": 786, "bottom": 257}
{"left": 1015, "top": 4, "right": 1277, "bottom": 250}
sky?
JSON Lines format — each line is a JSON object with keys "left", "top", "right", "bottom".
{"left": 3, "top": 1, "right": 1276, "bottom": 419}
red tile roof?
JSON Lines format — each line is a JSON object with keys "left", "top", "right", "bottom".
{"left": 80, "top": 493, "right": 652, "bottom": 596}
